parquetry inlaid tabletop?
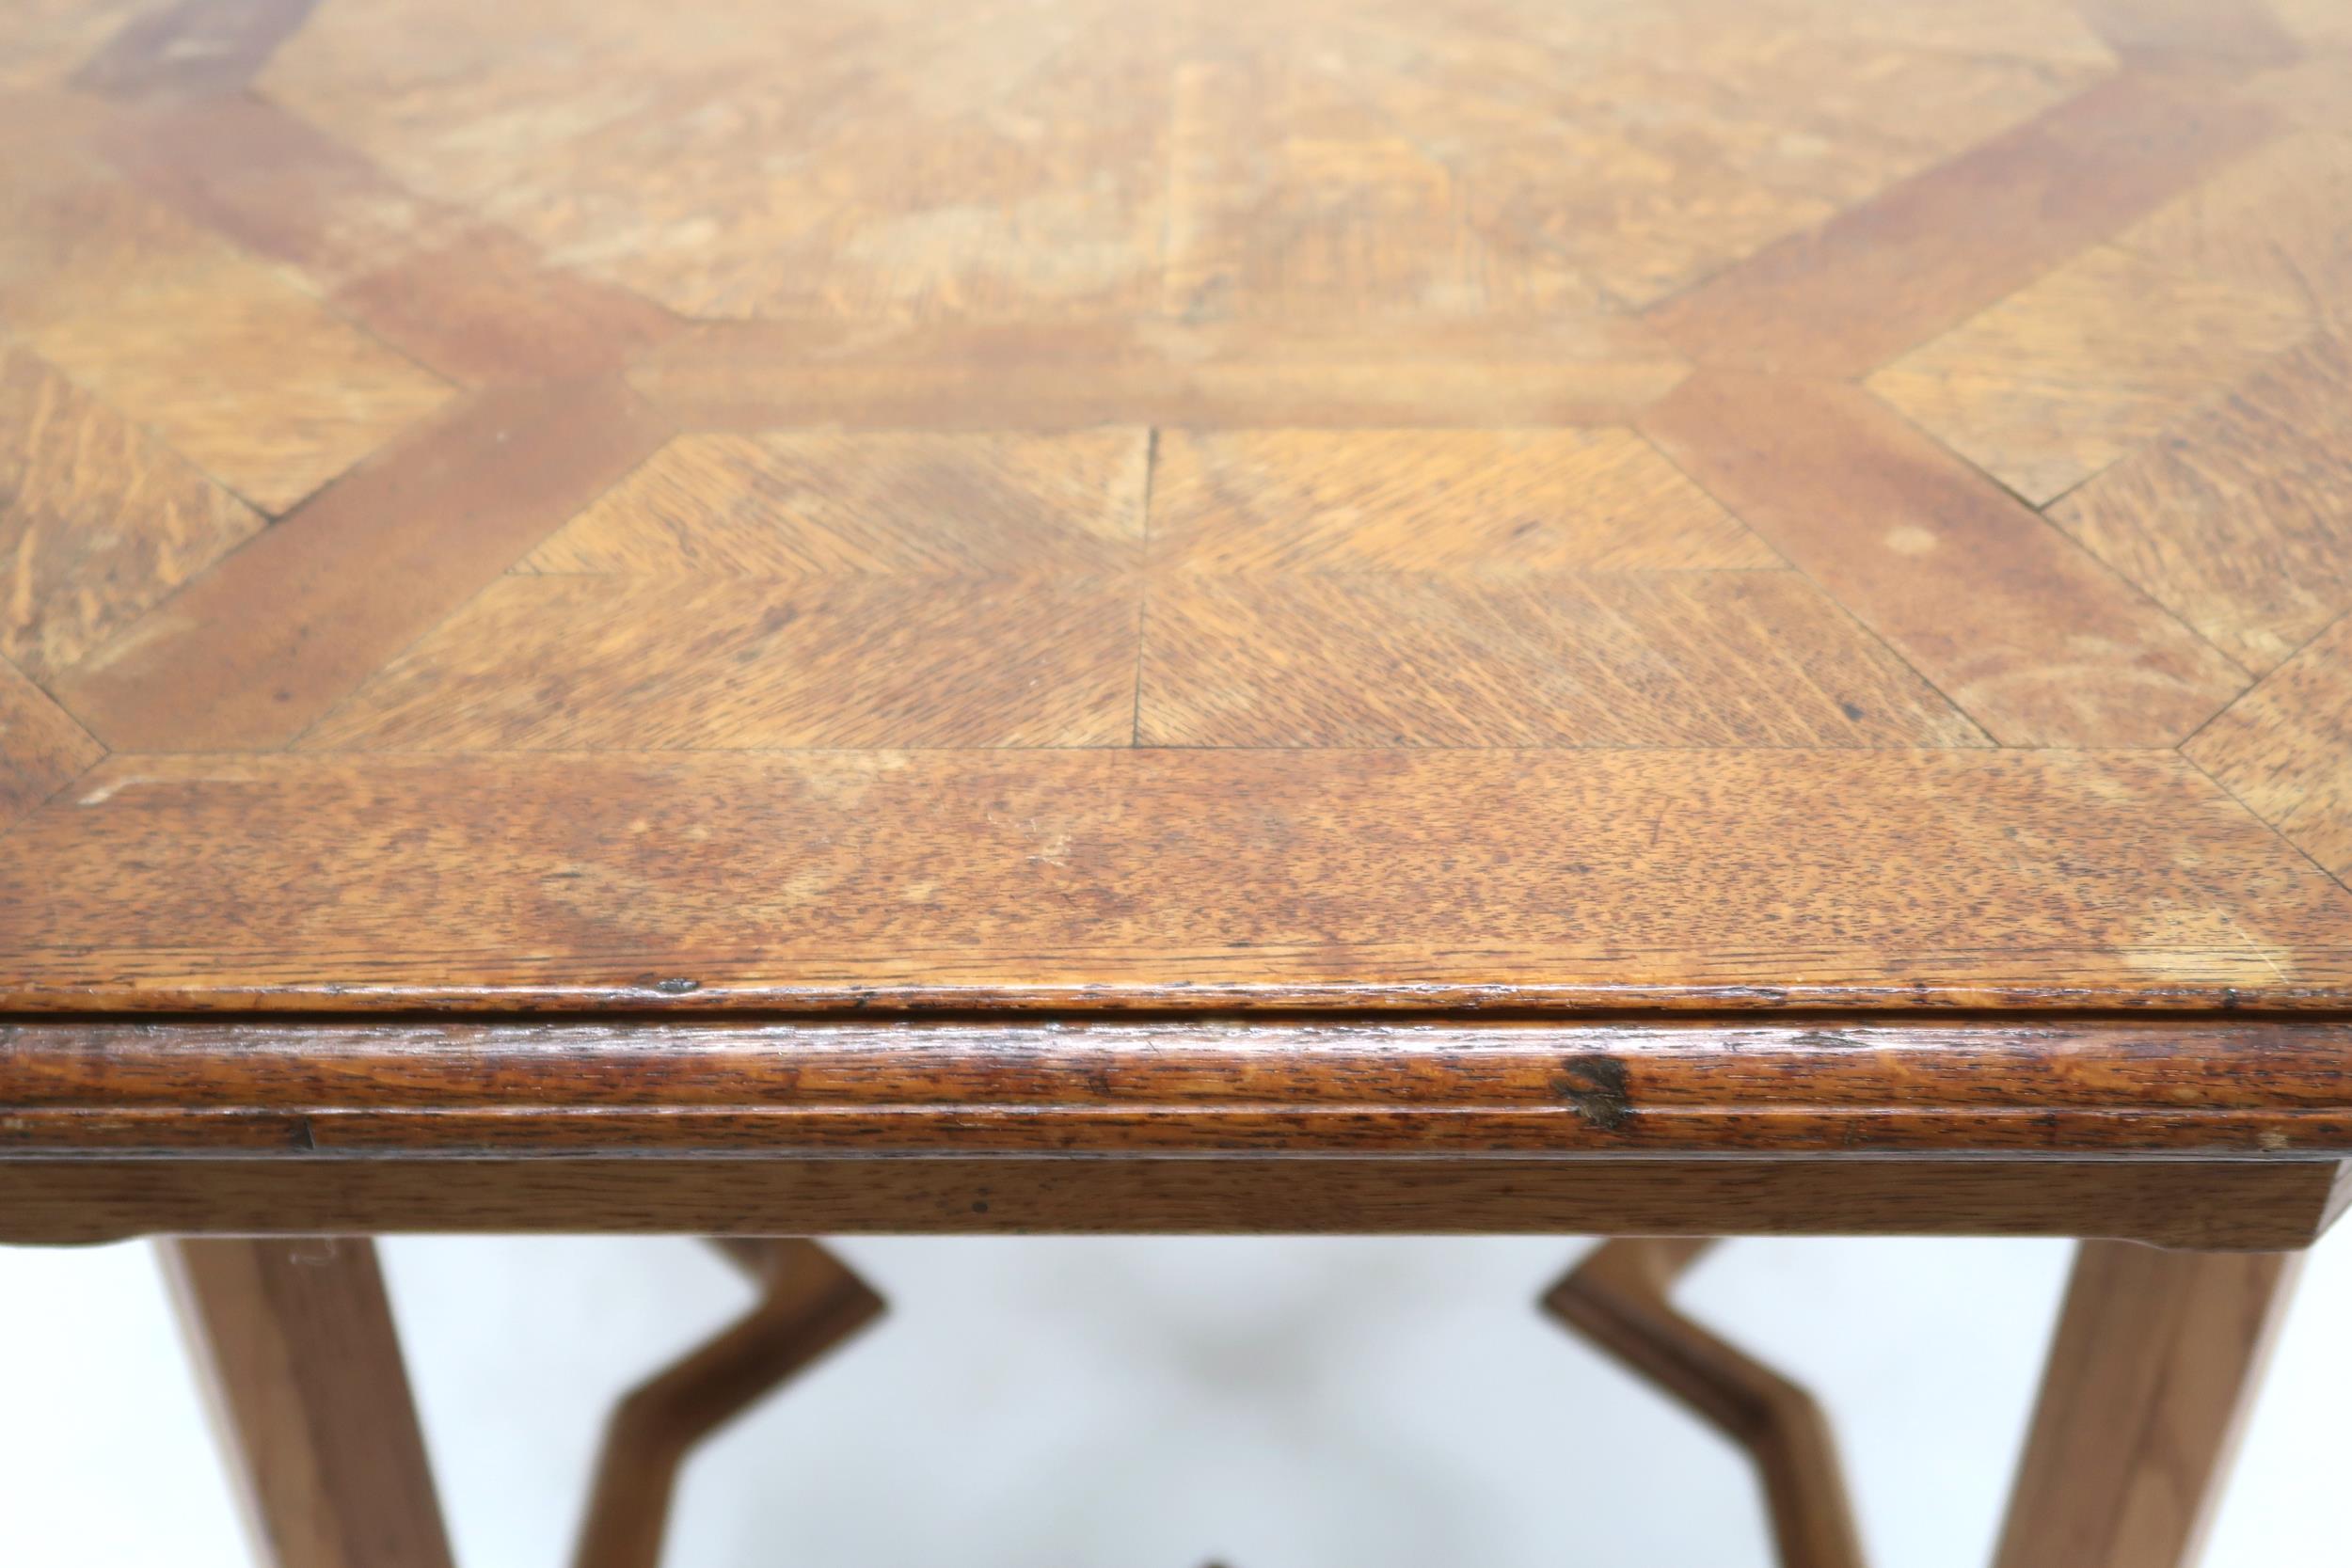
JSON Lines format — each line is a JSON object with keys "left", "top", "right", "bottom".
{"left": 2, "top": 0, "right": 2351, "bottom": 1030}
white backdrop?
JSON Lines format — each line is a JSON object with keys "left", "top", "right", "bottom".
{"left": 3, "top": 1232, "right": 2345, "bottom": 1566}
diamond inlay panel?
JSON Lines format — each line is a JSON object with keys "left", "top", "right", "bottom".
{"left": 1140, "top": 570, "right": 1983, "bottom": 749}
{"left": 1867, "top": 245, "right": 2314, "bottom": 505}
{"left": 6, "top": 0, "right": 2352, "bottom": 1022}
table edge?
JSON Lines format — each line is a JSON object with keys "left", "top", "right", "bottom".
{"left": 6, "top": 1012, "right": 2349, "bottom": 1162}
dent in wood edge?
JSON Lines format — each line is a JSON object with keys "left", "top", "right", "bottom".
{"left": 6, "top": 1019, "right": 2351, "bottom": 1159}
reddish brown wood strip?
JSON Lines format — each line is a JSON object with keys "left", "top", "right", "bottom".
{"left": 1994, "top": 1243, "right": 2298, "bottom": 1568}
{"left": 1645, "top": 75, "right": 2279, "bottom": 376}
{"left": 19, "top": 1018, "right": 2349, "bottom": 1114}
{"left": 49, "top": 379, "right": 673, "bottom": 751}
{"left": 333, "top": 227, "right": 680, "bottom": 385}
{"left": 4, "top": 1158, "right": 2340, "bottom": 1251}
{"left": 1643, "top": 372, "right": 2248, "bottom": 746}
{"left": 630, "top": 316, "right": 1688, "bottom": 430}
{"left": 91, "top": 92, "right": 465, "bottom": 289}
{"left": 2185, "top": 612, "right": 2352, "bottom": 883}
{"left": 27, "top": 1104, "right": 2352, "bottom": 1161}
{"left": 95, "top": 99, "right": 678, "bottom": 381}
{"left": 165, "top": 1237, "right": 454, "bottom": 1568}
{"left": 3, "top": 748, "right": 2345, "bottom": 1012}
{"left": 72, "top": 0, "right": 321, "bottom": 103}
{"left": 0, "top": 655, "right": 101, "bottom": 832}
{"left": 6, "top": 1019, "right": 2351, "bottom": 1159}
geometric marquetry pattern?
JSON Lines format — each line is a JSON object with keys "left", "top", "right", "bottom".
{"left": 2, "top": 0, "right": 2351, "bottom": 1000}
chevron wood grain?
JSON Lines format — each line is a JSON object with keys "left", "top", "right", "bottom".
{"left": 2049, "top": 335, "right": 2352, "bottom": 674}
{"left": 51, "top": 378, "right": 672, "bottom": 751}
{"left": 1641, "top": 372, "right": 2248, "bottom": 747}
{"left": 2114, "top": 129, "right": 2352, "bottom": 330}
{"left": 1867, "top": 244, "right": 2314, "bottom": 504}
{"left": 0, "top": 0, "right": 2343, "bottom": 1099}
{"left": 0, "top": 344, "right": 262, "bottom": 680}
{"left": 1643, "top": 73, "right": 2277, "bottom": 376}
{"left": 0, "top": 653, "right": 100, "bottom": 832}
{"left": 1138, "top": 571, "right": 1982, "bottom": 749}
{"left": 3, "top": 4, "right": 2351, "bottom": 1559}
{"left": 1149, "top": 429, "right": 1773, "bottom": 573}
{"left": 2185, "top": 613, "right": 2352, "bottom": 884}
{"left": 524, "top": 430, "right": 1149, "bottom": 577}
{"left": 0, "top": 162, "right": 454, "bottom": 513}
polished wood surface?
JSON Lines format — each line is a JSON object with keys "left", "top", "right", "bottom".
{"left": 165, "top": 1237, "right": 454, "bottom": 1568}
{"left": 8, "top": 6, "right": 2347, "bottom": 1564}
{"left": 0, "top": 0, "right": 2348, "bottom": 1037}
{"left": 1993, "top": 1243, "right": 2300, "bottom": 1568}
{"left": 8, "top": 1016, "right": 2352, "bottom": 1159}
{"left": 10, "top": 1159, "right": 2345, "bottom": 1251}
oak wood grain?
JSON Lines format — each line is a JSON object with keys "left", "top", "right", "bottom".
{"left": 305, "top": 572, "right": 1145, "bottom": 752}
{"left": 1645, "top": 74, "right": 2278, "bottom": 376}
{"left": 1137, "top": 570, "right": 1981, "bottom": 749}
{"left": 1148, "top": 429, "right": 1773, "bottom": 574}
{"left": 0, "top": 162, "right": 455, "bottom": 515}
{"left": 5, "top": 749, "right": 2348, "bottom": 1012}
{"left": 1867, "top": 244, "right": 2313, "bottom": 504}
{"left": 0, "top": 344, "right": 263, "bottom": 681}
{"left": 50, "top": 379, "right": 672, "bottom": 751}
{"left": 9, "top": 1158, "right": 2343, "bottom": 1250}
{"left": 2185, "top": 611, "right": 2352, "bottom": 883}
{"left": 0, "top": 0, "right": 2349, "bottom": 1249}
{"left": 521, "top": 430, "right": 1148, "bottom": 578}
{"left": 2115, "top": 131, "right": 2352, "bottom": 335}
{"left": 2048, "top": 336, "right": 2352, "bottom": 674}
{"left": 0, "top": 653, "right": 101, "bottom": 833}
{"left": 5, "top": 12, "right": 2350, "bottom": 1565}
{"left": 333, "top": 225, "right": 681, "bottom": 387}
{"left": 1993, "top": 1243, "right": 2299, "bottom": 1568}
{"left": 164, "top": 1236, "right": 453, "bottom": 1568}
{"left": 9, "top": 1018, "right": 2352, "bottom": 1160}
{"left": 1644, "top": 371, "right": 2251, "bottom": 746}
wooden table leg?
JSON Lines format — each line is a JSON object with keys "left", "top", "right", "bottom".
{"left": 1992, "top": 1242, "right": 2301, "bottom": 1568}
{"left": 163, "top": 1237, "right": 454, "bottom": 1568}
{"left": 570, "top": 1239, "right": 883, "bottom": 1568}
{"left": 1544, "top": 1239, "right": 1866, "bottom": 1568}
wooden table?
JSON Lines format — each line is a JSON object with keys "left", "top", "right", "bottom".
{"left": 4, "top": 0, "right": 2349, "bottom": 1562}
